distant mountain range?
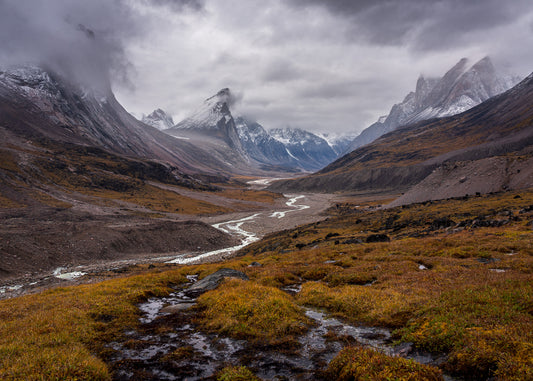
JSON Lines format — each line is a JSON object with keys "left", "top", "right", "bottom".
{"left": 269, "top": 71, "right": 533, "bottom": 201}
{"left": 347, "top": 56, "right": 520, "bottom": 152}
{"left": 162, "top": 88, "right": 347, "bottom": 172}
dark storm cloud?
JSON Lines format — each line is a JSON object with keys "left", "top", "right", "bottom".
{"left": 142, "top": 0, "right": 204, "bottom": 12}
{"left": 0, "top": 0, "right": 202, "bottom": 91}
{"left": 290, "top": 0, "right": 533, "bottom": 49}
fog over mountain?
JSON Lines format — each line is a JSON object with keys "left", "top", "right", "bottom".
{"left": 1, "top": 0, "right": 532, "bottom": 136}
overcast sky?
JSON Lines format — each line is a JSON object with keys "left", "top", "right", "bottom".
{"left": 2, "top": 0, "right": 533, "bottom": 135}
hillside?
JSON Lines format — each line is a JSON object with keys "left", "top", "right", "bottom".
{"left": 269, "top": 72, "right": 533, "bottom": 196}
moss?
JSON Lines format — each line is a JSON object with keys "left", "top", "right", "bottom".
{"left": 326, "top": 346, "right": 443, "bottom": 381}
{"left": 197, "top": 279, "right": 309, "bottom": 343}
{"left": 217, "top": 365, "right": 261, "bottom": 381}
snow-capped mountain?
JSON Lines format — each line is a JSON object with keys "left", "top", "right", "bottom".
{"left": 234, "top": 117, "right": 296, "bottom": 168}
{"left": 166, "top": 88, "right": 342, "bottom": 172}
{"left": 142, "top": 109, "right": 174, "bottom": 130}
{"left": 347, "top": 57, "right": 521, "bottom": 152}
{"left": 0, "top": 65, "right": 231, "bottom": 175}
{"left": 269, "top": 127, "right": 337, "bottom": 171}
{"left": 166, "top": 88, "right": 244, "bottom": 152}
{"left": 316, "top": 132, "right": 358, "bottom": 155}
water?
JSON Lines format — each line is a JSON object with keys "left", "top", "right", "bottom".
{"left": 166, "top": 195, "right": 310, "bottom": 264}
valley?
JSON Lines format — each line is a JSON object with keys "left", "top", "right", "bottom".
{"left": 0, "top": 184, "right": 337, "bottom": 300}
{"left": 0, "top": 6, "right": 532, "bottom": 379}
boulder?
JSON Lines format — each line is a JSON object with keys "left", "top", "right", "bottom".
{"left": 365, "top": 234, "right": 391, "bottom": 243}
{"left": 184, "top": 268, "right": 249, "bottom": 297}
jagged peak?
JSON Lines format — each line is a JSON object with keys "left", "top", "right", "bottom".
{"left": 205, "top": 88, "right": 232, "bottom": 105}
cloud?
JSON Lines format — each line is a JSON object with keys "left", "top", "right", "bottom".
{"left": 290, "top": 0, "right": 533, "bottom": 50}
{"left": 0, "top": 0, "right": 203, "bottom": 91}
{"left": 5, "top": 0, "right": 529, "bottom": 135}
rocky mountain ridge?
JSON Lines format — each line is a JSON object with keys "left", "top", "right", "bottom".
{"left": 348, "top": 57, "right": 520, "bottom": 152}
{"left": 0, "top": 65, "right": 232, "bottom": 176}
{"left": 269, "top": 71, "right": 533, "bottom": 200}
{"left": 165, "top": 88, "right": 347, "bottom": 172}
{"left": 142, "top": 108, "right": 174, "bottom": 131}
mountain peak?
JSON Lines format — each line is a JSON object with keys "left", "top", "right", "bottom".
{"left": 142, "top": 108, "right": 174, "bottom": 130}
{"left": 347, "top": 56, "right": 521, "bottom": 152}
{"left": 205, "top": 88, "right": 232, "bottom": 105}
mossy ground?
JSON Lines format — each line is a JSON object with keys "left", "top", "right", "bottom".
{"left": 0, "top": 190, "right": 532, "bottom": 379}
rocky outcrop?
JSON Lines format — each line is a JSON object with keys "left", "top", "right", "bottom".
{"left": 184, "top": 268, "right": 249, "bottom": 297}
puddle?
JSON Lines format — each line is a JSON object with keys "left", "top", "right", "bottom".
{"left": 111, "top": 283, "right": 449, "bottom": 380}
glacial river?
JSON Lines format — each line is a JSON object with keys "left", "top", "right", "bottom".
{"left": 166, "top": 194, "right": 310, "bottom": 265}
{"left": 0, "top": 194, "right": 313, "bottom": 298}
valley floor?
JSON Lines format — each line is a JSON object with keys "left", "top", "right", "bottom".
{"left": 0, "top": 188, "right": 338, "bottom": 300}
{"left": 0, "top": 187, "right": 532, "bottom": 380}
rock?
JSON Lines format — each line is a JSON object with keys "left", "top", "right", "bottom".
{"left": 366, "top": 234, "right": 390, "bottom": 243}
{"left": 248, "top": 262, "right": 262, "bottom": 267}
{"left": 393, "top": 342, "right": 414, "bottom": 357}
{"left": 430, "top": 217, "right": 455, "bottom": 230}
{"left": 342, "top": 238, "right": 363, "bottom": 245}
{"left": 160, "top": 303, "right": 197, "bottom": 314}
{"left": 184, "top": 268, "right": 249, "bottom": 297}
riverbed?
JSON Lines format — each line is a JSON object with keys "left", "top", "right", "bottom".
{"left": 0, "top": 192, "right": 332, "bottom": 300}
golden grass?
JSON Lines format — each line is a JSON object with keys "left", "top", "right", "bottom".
{"left": 217, "top": 188, "right": 282, "bottom": 204}
{"left": 326, "top": 346, "right": 443, "bottom": 380}
{"left": 0, "top": 268, "right": 189, "bottom": 380}
{"left": 196, "top": 278, "right": 310, "bottom": 343}
{"left": 216, "top": 366, "right": 261, "bottom": 381}
{"left": 83, "top": 184, "right": 231, "bottom": 215}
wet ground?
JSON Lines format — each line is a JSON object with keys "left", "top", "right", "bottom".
{"left": 107, "top": 277, "right": 448, "bottom": 381}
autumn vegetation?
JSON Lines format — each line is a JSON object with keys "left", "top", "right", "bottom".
{"left": 0, "top": 189, "right": 532, "bottom": 379}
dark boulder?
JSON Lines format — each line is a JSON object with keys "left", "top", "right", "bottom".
{"left": 365, "top": 234, "right": 391, "bottom": 243}
{"left": 184, "top": 268, "right": 249, "bottom": 297}
{"left": 430, "top": 217, "right": 456, "bottom": 230}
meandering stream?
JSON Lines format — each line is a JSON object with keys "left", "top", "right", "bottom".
{"left": 0, "top": 194, "right": 314, "bottom": 299}
{"left": 166, "top": 194, "right": 310, "bottom": 265}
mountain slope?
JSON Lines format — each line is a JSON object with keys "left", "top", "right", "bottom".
{"left": 347, "top": 57, "right": 520, "bottom": 152}
{"left": 0, "top": 66, "right": 233, "bottom": 176}
{"left": 268, "top": 72, "right": 533, "bottom": 196}
{"left": 269, "top": 127, "right": 337, "bottom": 171}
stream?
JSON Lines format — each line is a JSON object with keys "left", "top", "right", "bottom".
{"left": 165, "top": 194, "right": 310, "bottom": 265}
{"left": 0, "top": 194, "right": 314, "bottom": 299}
{"left": 109, "top": 276, "right": 448, "bottom": 380}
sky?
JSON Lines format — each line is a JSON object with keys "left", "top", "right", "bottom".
{"left": 1, "top": 0, "right": 533, "bottom": 135}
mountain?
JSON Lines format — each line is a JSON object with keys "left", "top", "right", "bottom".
{"left": 142, "top": 108, "right": 174, "bottom": 131}
{"left": 268, "top": 72, "right": 533, "bottom": 199}
{"left": 0, "top": 65, "right": 233, "bottom": 176}
{"left": 165, "top": 89, "right": 340, "bottom": 173}
{"left": 269, "top": 127, "right": 338, "bottom": 171}
{"left": 347, "top": 57, "right": 520, "bottom": 152}
{"left": 316, "top": 132, "right": 358, "bottom": 155}
{"left": 235, "top": 117, "right": 340, "bottom": 172}
{"left": 164, "top": 88, "right": 257, "bottom": 173}
{"left": 234, "top": 117, "right": 300, "bottom": 171}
